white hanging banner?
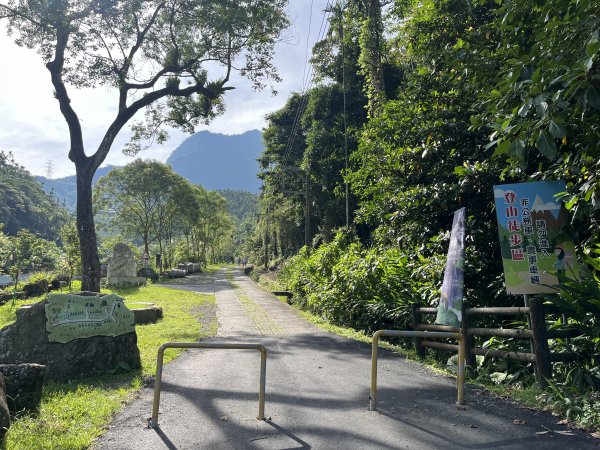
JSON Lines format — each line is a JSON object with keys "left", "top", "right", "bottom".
{"left": 436, "top": 207, "right": 466, "bottom": 327}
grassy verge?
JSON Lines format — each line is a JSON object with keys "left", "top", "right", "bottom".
{"left": 2, "top": 282, "right": 217, "bottom": 450}
{"left": 248, "top": 268, "right": 280, "bottom": 292}
{"left": 0, "top": 281, "right": 83, "bottom": 329}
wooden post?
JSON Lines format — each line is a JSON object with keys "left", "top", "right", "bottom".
{"left": 460, "top": 301, "right": 476, "bottom": 378}
{"left": 528, "top": 297, "right": 552, "bottom": 387}
{"left": 411, "top": 303, "right": 425, "bottom": 358}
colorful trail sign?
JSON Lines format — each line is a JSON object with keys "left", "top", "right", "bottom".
{"left": 493, "top": 180, "right": 577, "bottom": 295}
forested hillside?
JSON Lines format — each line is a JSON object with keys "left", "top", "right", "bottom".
{"left": 217, "top": 189, "right": 258, "bottom": 222}
{"left": 250, "top": 0, "right": 600, "bottom": 430}
{"left": 38, "top": 131, "right": 265, "bottom": 211}
{"left": 0, "top": 151, "right": 68, "bottom": 240}
{"left": 167, "top": 130, "right": 263, "bottom": 193}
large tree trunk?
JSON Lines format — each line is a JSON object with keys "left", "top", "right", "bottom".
{"left": 76, "top": 166, "right": 101, "bottom": 293}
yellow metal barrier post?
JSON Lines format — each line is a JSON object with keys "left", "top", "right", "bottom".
{"left": 370, "top": 330, "right": 465, "bottom": 411}
{"left": 149, "top": 342, "right": 268, "bottom": 428}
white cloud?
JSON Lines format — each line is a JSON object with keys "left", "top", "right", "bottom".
{"left": 0, "top": 0, "right": 330, "bottom": 177}
{"left": 494, "top": 188, "right": 511, "bottom": 199}
{"left": 531, "top": 194, "right": 561, "bottom": 212}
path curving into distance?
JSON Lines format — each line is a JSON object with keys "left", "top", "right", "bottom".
{"left": 94, "top": 268, "right": 598, "bottom": 449}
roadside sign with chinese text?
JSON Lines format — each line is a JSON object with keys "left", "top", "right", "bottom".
{"left": 493, "top": 181, "right": 577, "bottom": 295}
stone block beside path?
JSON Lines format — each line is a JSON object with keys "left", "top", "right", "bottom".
{"left": 0, "top": 374, "right": 9, "bottom": 445}
{"left": 129, "top": 303, "right": 163, "bottom": 325}
{"left": 168, "top": 269, "right": 186, "bottom": 278}
{"left": 0, "top": 300, "right": 141, "bottom": 380}
{"left": 0, "top": 364, "right": 46, "bottom": 414}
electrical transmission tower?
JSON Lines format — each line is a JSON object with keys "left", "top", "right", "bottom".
{"left": 44, "top": 160, "right": 54, "bottom": 179}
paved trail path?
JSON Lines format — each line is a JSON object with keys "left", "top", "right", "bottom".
{"left": 96, "top": 268, "right": 597, "bottom": 449}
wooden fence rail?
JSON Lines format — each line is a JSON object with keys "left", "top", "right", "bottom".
{"left": 411, "top": 299, "right": 581, "bottom": 387}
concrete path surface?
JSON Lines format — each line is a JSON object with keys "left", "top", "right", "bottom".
{"left": 95, "top": 268, "right": 598, "bottom": 449}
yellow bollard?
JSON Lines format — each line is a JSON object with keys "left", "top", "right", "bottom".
{"left": 370, "top": 330, "right": 465, "bottom": 411}
{"left": 149, "top": 342, "right": 268, "bottom": 428}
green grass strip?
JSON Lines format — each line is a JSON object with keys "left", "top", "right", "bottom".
{"left": 2, "top": 283, "right": 217, "bottom": 450}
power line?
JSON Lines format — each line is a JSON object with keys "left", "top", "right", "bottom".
{"left": 301, "top": 0, "right": 315, "bottom": 95}
{"left": 261, "top": 0, "right": 355, "bottom": 252}
{"left": 340, "top": 3, "right": 350, "bottom": 228}
{"left": 262, "top": 1, "right": 335, "bottom": 251}
{"left": 279, "top": 0, "right": 333, "bottom": 166}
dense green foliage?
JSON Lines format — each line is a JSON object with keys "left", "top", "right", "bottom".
{"left": 216, "top": 189, "right": 260, "bottom": 261}
{"left": 94, "top": 160, "right": 234, "bottom": 266}
{"left": 94, "top": 160, "right": 193, "bottom": 254}
{"left": 217, "top": 189, "right": 258, "bottom": 222}
{"left": 253, "top": 13, "right": 369, "bottom": 264}
{"left": 0, "top": 151, "right": 68, "bottom": 240}
{"left": 471, "top": 0, "right": 600, "bottom": 247}
{"left": 253, "top": 0, "right": 600, "bottom": 429}
{"left": 0, "top": 226, "right": 60, "bottom": 290}
{"left": 177, "top": 186, "right": 234, "bottom": 264}
{"left": 280, "top": 230, "right": 443, "bottom": 334}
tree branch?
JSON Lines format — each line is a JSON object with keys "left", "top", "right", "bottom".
{"left": 46, "top": 25, "right": 87, "bottom": 169}
{"left": 119, "top": 2, "right": 166, "bottom": 109}
{"left": 0, "top": 4, "right": 47, "bottom": 28}
{"left": 90, "top": 78, "right": 229, "bottom": 172}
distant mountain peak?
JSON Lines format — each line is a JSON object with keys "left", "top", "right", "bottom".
{"left": 36, "top": 130, "right": 264, "bottom": 211}
{"left": 166, "top": 129, "right": 263, "bottom": 193}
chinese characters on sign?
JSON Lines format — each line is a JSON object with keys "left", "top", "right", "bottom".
{"left": 493, "top": 181, "right": 577, "bottom": 295}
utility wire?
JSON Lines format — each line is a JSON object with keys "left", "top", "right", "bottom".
{"left": 301, "top": 0, "right": 315, "bottom": 94}
{"left": 279, "top": 0, "right": 333, "bottom": 167}
{"left": 340, "top": 3, "right": 349, "bottom": 227}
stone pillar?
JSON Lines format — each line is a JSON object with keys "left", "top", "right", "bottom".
{"left": 107, "top": 244, "right": 145, "bottom": 288}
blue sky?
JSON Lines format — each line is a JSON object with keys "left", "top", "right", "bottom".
{"left": 0, "top": 0, "right": 331, "bottom": 178}
{"left": 493, "top": 181, "right": 566, "bottom": 229}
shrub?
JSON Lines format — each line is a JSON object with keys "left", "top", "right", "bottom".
{"left": 279, "top": 230, "right": 444, "bottom": 335}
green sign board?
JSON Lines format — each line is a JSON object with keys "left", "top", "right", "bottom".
{"left": 493, "top": 181, "right": 578, "bottom": 295}
{"left": 45, "top": 293, "right": 135, "bottom": 343}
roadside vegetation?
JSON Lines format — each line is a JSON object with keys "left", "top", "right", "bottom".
{"left": 1, "top": 283, "right": 217, "bottom": 450}
{"left": 253, "top": 267, "right": 597, "bottom": 431}
{"left": 241, "top": 0, "right": 600, "bottom": 433}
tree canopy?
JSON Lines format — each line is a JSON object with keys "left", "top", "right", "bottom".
{"left": 0, "top": 0, "right": 289, "bottom": 291}
{"left": 94, "top": 159, "right": 234, "bottom": 266}
{"left": 94, "top": 159, "right": 191, "bottom": 253}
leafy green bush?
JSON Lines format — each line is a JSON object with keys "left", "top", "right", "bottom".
{"left": 539, "top": 383, "right": 600, "bottom": 430}
{"left": 25, "top": 271, "right": 55, "bottom": 285}
{"left": 540, "top": 250, "right": 600, "bottom": 387}
{"left": 279, "top": 230, "right": 444, "bottom": 335}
